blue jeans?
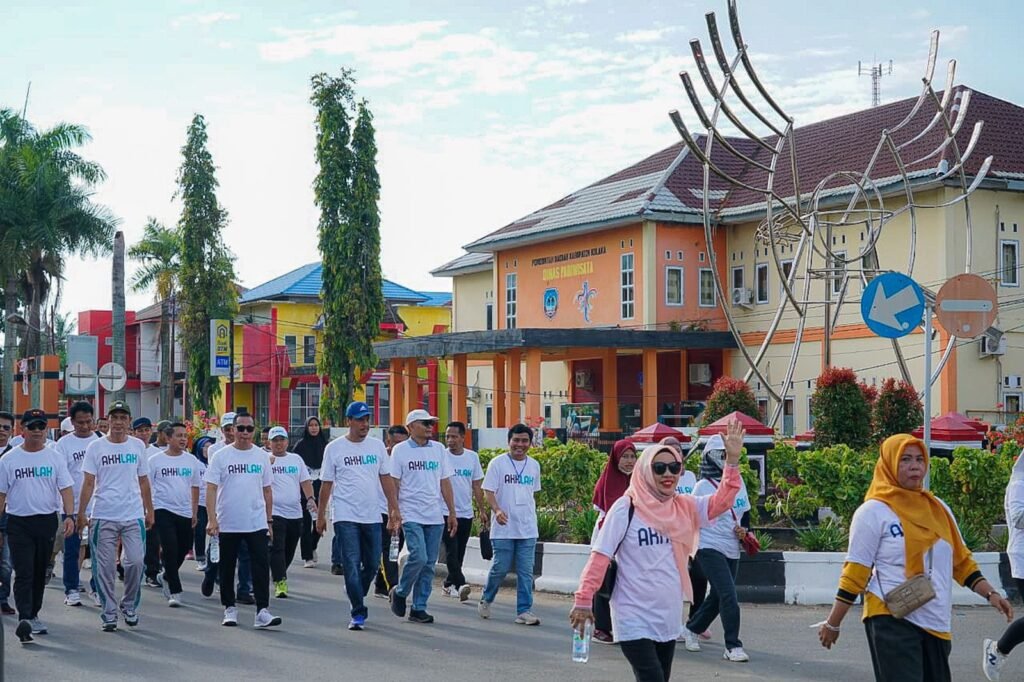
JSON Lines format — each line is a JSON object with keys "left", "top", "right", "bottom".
{"left": 686, "top": 548, "right": 742, "bottom": 649}
{"left": 482, "top": 538, "right": 537, "bottom": 615}
{"left": 63, "top": 531, "right": 82, "bottom": 594}
{"left": 0, "top": 538, "right": 11, "bottom": 603}
{"left": 397, "top": 522, "right": 443, "bottom": 612}
{"left": 335, "top": 521, "right": 382, "bottom": 618}
{"left": 332, "top": 533, "right": 342, "bottom": 566}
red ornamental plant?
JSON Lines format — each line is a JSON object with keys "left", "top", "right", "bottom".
{"left": 701, "top": 376, "right": 760, "bottom": 426}
{"left": 872, "top": 377, "right": 923, "bottom": 442}
{"left": 811, "top": 367, "right": 872, "bottom": 449}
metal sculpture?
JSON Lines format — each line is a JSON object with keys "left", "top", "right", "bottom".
{"left": 670, "top": 0, "right": 992, "bottom": 427}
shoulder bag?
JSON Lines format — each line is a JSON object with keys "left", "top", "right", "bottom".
{"left": 881, "top": 549, "right": 936, "bottom": 619}
{"left": 596, "top": 500, "right": 635, "bottom": 599}
{"left": 708, "top": 479, "right": 760, "bottom": 556}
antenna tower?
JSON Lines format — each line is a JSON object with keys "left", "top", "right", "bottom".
{"left": 858, "top": 60, "right": 893, "bottom": 107}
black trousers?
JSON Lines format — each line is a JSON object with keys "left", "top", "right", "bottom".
{"left": 374, "top": 514, "right": 403, "bottom": 594}
{"left": 688, "top": 557, "right": 708, "bottom": 618}
{"left": 144, "top": 517, "right": 162, "bottom": 579}
{"left": 619, "top": 638, "right": 676, "bottom": 682}
{"left": 7, "top": 513, "right": 58, "bottom": 620}
{"left": 154, "top": 509, "right": 192, "bottom": 594}
{"left": 442, "top": 516, "right": 473, "bottom": 588}
{"left": 219, "top": 531, "right": 271, "bottom": 611}
{"left": 864, "top": 615, "right": 951, "bottom": 682}
{"left": 998, "top": 578, "right": 1024, "bottom": 654}
{"left": 299, "top": 479, "right": 322, "bottom": 561}
{"left": 270, "top": 516, "right": 302, "bottom": 582}
{"left": 594, "top": 590, "right": 613, "bottom": 634}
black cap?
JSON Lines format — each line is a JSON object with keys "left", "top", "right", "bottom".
{"left": 20, "top": 408, "right": 47, "bottom": 426}
{"left": 107, "top": 400, "right": 131, "bottom": 417}
{"left": 132, "top": 417, "right": 152, "bottom": 430}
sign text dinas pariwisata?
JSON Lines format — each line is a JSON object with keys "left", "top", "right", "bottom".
{"left": 533, "top": 246, "right": 607, "bottom": 282}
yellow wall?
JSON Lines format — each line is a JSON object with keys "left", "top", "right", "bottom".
{"left": 452, "top": 270, "right": 494, "bottom": 331}
{"left": 396, "top": 304, "right": 451, "bottom": 337}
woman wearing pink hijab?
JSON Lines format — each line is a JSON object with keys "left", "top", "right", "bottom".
{"left": 570, "top": 420, "right": 745, "bottom": 682}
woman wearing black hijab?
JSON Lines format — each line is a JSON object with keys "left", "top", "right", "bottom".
{"left": 295, "top": 417, "right": 328, "bottom": 567}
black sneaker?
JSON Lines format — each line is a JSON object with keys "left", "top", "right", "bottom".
{"left": 102, "top": 618, "right": 118, "bottom": 632}
{"left": 408, "top": 610, "right": 434, "bottom": 624}
{"left": 44, "top": 564, "right": 54, "bottom": 585}
{"left": 236, "top": 593, "right": 256, "bottom": 605}
{"left": 0, "top": 602, "right": 15, "bottom": 615}
{"left": 145, "top": 576, "right": 162, "bottom": 589}
{"left": 16, "top": 619, "right": 33, "bottom": 643}
{"left": 201, "top": 571, "right": 216, "bottom": 598}
{"left": 331, "top": 563, "right": 343, "bottom": 576}
{"left": 389, "top": 586, "right": 406, "bottom": 618}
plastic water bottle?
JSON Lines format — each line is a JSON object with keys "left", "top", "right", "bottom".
{"left": 81, "top": 524, "right": 89, "bottom": 541}
{"left": 209, "top": 535, "right": 220, "bottom": 564}
{"left": 572, "top": 619, "right": 593, "bottom": 663}
{"left": 389, "top": 532, "right": 400, "bottom": 562}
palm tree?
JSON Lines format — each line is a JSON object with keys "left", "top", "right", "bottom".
{"left": 129, "top": 218, "right": 181, "bottom": 417}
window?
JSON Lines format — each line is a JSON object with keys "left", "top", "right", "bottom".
{"left": 830, "top": 251, "right": 846, "bottom": 297}
{"left": 756, "top": 398, "right": 769, "bottom": 423}
{"left": 544, "top": 404, "right": 552, "bottom": 425}
{"left": 731, "top": 266, "right": 744, "bottom": 292}
{"left": 289, "top": 382, "right": 320, "bottom": 431}
{"left": 284, "top": 335, "right": 297, "bottom": 364}
{"left": 781, "top": 259, "right": 794, "bottom": 282}
{"left": 1001, "top": 240, "right": 1019, "bottom": 287}
{"left": 253, "top": 384, "right": 269, "bottom": 429}
{"left": 755, "top": 263, "right": 769, "bottom": 304}
{"left": 378, "top": 385, "right": 390, "bottom": 426}
{"left": 621, "top": 253, "right": 635, "bottom": 319}
{"left": 505, "top": 273, "right": 517, "bottom": 328}
{"left": 485, "top": 303, "right": 494, "bottom": 331}
{"left": 1005, "top": 393, "right": 1022, "bottom": 424}
{"left": 302, "top": 335, "right": 316, "bottom": 364}
{"left": 665, "top": 266, "right": 683, "bottom": 306}
{"left": 808, "top": 396, "right": 815, "bottom": 429}
{"left": 699, "top": 269, "right": 716, "bottom": 307}
{"left": 466, "top": 405, "right": 474, "bottom": 429}
{"left": 485, "top": 405, "right": 493, "bottom": 428}
{"left": 783, "top": 397, "right": 795, "bottom": 437}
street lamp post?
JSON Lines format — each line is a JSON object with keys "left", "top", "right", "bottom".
{"left": 5, "top": 313, "right": 41, "bottom": 408}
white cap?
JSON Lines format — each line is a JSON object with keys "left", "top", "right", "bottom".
{"left": 405, "top": 409, "right": 438, "bottom": 425}
{"left": 220, "top": 412, "right": 236, "bottom": 428}
{"left": 60, "top": 417, "right": 73, "bottom": 432}
{"left": 267, "top": 426, "right": 289, "bottom": 440}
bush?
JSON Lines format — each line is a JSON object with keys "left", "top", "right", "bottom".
{"left": 872, "top": 378, "right": 923, "bottom": 442}
{"left": 532, "top": 440, "right": 606, "bottom": 522}
{"left": 796, "top": 518, "right": 849, "bottom": 551}
{"left": 942, "top": 446, "right": 1011, "bottom": 541}
{"left": 796, "top": 444, "right": 877, "bottom": 528}
{"left": 753, "top": 529, "right": 775, "bottom": 551}
{"left": 567, "top": 507, "right": 599, "bottom": 544}
{"left": 811, "top": 367, "right": 872, "bottom": 450}
{"left": 537, "top": 511, "right": 560, "bottom": 541}
{"left": 701, "top": 376, "right": 760, "bottom": 426}
{"left": 766, "top": 441, "right": 821, "bottom": 524}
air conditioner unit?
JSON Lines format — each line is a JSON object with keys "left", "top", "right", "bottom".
{"left": 689, "top": 363, "right": 712, "bottom": 385}
{"left": 469, "top": 387, "right": 482, "bottom": 401}
{"left": 980, "top": 335, "right": 1008, "bottom": 357}
{"left": 1005, "top": 376, "right": 1022, "bottom": 389}
{"left": 574, "top": 370, "right": 593, "bottom": 390}
{"left": 732, "top": 287, "right": 753, "bottom": 308}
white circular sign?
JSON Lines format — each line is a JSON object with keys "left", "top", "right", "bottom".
{"left": 66, "top": 361, "right": 95, "bottom": 393}
{"left": 98, "top": 362, "right": 127, "bottom": 392}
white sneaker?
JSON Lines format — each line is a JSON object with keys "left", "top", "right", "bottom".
{"left": 89, "top": 591, "right": 102, "bottom": 608}
{"left": 254, "top": 608, "right": 282, "bottom": 629}
{"left": 984, "top": 638, "right": 1007, "bottom": 681}
{"left": 680, "top": 627, "right": 701, "bottom": 652}
{"left": 64, "top": 590, "right": 82, "bottom": 607}
{"left": 312, "top": 550, "right": 319, "bottom": 563}
{"left": 478, "top": 600, "right": 491, "bottom": 619}
{"left": 303, "top": 560, "right": 316, "bottom": 569}
{"left": 168, "top": 593, "right": 183, "bottom": 608}
{"left": 514, "top": 611, "right": 540, "bottom": 626}
{"left": 222, "top": 606, "right": 238, "bottom": 626}
{"left": 159, "top": 572, "right": 171, "bottom": 600}
{"left": 443, "top": 585, "right": 458, "bottom": 598}
{"left": 458, "top": 584, "right": 472, "bottom": 602}
{"left": 30, "top": 618, "right": 48, "bottom": 635}
{"left": 723, "top": 647, "right": 750, "bottom": 663}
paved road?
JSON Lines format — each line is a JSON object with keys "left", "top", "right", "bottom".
{"left": 2, "top": 558, "right": 1020, "bottom": 681}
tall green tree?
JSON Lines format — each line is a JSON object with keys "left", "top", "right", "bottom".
{"left": 129, "top": 218, "right": 181, "bottom": 418}
{"left": 311, "top": 72, "right": 384, "bottom": 424}
{"left": 175, "top": 114, "right": 237, "bottom": 415}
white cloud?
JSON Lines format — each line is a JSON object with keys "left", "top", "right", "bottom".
{"left": 258, "top": 20, "right": 449, "bottom": 62}
{"left": 615, "top": 26, "right": 681, "bottom": 44}
{"left": 172, "top": 11, "right": 240, "bottom": 29}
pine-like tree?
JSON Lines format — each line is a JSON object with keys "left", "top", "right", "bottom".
{"left": 311, "top": 72, "right": 384, "bottom": 424}
{"left": 175, "top": 114, "right": 237, "bottom": 415}
{"left": 872, "top": 377, "right": 923, "bottom": 441}
{"left": 811, "top": 367, "right": 872, "bottom": 449}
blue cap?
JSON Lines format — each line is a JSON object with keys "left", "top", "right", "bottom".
{"left": 345, "top": 401, "right": 371, "bottom": 419}
{"left": 132, "top": 417, "right": 152, "bottom": 430}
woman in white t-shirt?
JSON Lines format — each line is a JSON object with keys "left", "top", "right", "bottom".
{"left": 818, "top": 434, "right": 1012, "bottom": 682}
{"left": 984, "top": 451, "right": 1024, "bottom": 679}
{"left": 570, "top": 420, "right": 745, "bottom": 682}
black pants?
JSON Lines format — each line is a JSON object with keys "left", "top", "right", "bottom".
{"left": 688, "top": 557, "right": 708, "bottom": 618}
{"left": 154, "top": 509, "right": 192, "bottom": 594}
{"left": 270, "top": 517, "right": 302, "bottom": 582}
{"left": 442, "top": 516, "right": 473, "bottom": 588}
{"left": 193, "top": 505, "right": 208, "bottom": 560}
{"left": 7, "top": 513, "right": 58, "bottom": 620}
{"left": 864, "top": 615, "right": 951, "bottom": 682}
{"left": 144, "top": 518, "right": 162, "bottom": 579}
{"left": 619, "top": 638, "right": 676, "bottom": 682}
{"left": 299, "top": 479, "right": 322, "bottom": 561}
{"left": 374, "top": 514, "right": 403, "bottom": 594}
{"left": 997, "top": 578, "right": 1024, "bottom": 654}
{"left": 594, "top": 590, "right": 613, "bottom": 634}
{"left": 219, "top": 531, "right": 271, "bottom": 611}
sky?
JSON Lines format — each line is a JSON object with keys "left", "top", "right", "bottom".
{"left": 2, "top": 0, "right": 1022, "bottom": 320}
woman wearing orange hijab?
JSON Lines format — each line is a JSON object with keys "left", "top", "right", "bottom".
{"left": 570, "top": 420, "right": 744, "bottom": 682}
{"left": 818, "top": 434, "right": 1012, "bottom": 681}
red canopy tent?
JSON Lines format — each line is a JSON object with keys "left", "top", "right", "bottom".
{"left": 911, "top": 412, "right": 984, "bottom": 454}
{"left": 628, "top": 422, "right": 688, "bottom": 445}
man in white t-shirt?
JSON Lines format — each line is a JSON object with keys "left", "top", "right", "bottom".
{"left": 441, "top": 421, "right": 485, "bottom": 602}
{"left": 208, "top": 413, "right": 236, "bottom": 459}
{"left": 479, "top": 423, "right": 542, "bottom": 626}
{"left": 0, "top": 408, "right": 75, "bottom": 643}
{"left": 388, "top": 409, "right": 457, "bottom": 625}
{"left": 205, "top": 412, "right": 281, "bottom": 629}
{"left": 268, "top": 426, "right": 314, "bottom": 599}
{"left": 54, "top": 401, "right": 99, "bottom": 607}
{"left": 133, "top": 417, "right": 164, "bottom": 588}
{"left": 148, "top": 422, "right": 202, "bottom": 607}
{"left": 78, "top": 401, "right": 155, "bottom": 632}
{"left": 317, "top": 402, "right": 398, "bottom": 631}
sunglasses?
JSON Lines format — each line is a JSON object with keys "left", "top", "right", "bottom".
{"left": 235, "top": 425, "right": 255, "bottom": 433}
{"left": 0, "top": 424, "right": 11, "bottom": 432}
{"left": 25, "top": 422, "right": 48, "bottom": 432}
{"left": 652, "top": 461, "right": 683, "bottom": 476}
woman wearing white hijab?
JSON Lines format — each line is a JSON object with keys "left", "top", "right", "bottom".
{"left": 983, "top": 451, "right": 1024, "bottom": 680}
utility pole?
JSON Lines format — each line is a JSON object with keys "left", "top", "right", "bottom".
{"left": 858, "top": 59, "right": 893, "bottom": 107}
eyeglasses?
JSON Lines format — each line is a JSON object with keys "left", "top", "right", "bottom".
{"left": 0, "top": 424, "right": 11, "bottom": 432}
{"left": 652, "top": 461, "right": 683, "bottom": 476}
{"left": 25, "top": 422, "right": 48, "bottom": 432}
{"left": 235, "top": 425, "right": 255, "bottom": 433}
{"left": 417, "top": 421, "right": 435, "bottom": 427}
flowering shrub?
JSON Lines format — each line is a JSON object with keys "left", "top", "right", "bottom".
{"left": 811, "top": 368, "right": 872, "bottom": 450}
{"left": 701, "top": 376, "right": 760, "bottom": 426}
{"left": 184, "top": 410, "right": 221, "bottom": 447}
{"left": 872, "top": 377, "right": 923, "bottom": 442}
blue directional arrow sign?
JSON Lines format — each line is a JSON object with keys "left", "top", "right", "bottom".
{"left": 861, "top": 272, "right": 926, "bottom": 339}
